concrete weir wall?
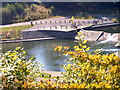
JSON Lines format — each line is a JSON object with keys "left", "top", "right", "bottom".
{"left": 21, "top": 29, "right": 120, "bottom": 44}
{"left": 80, "top": 31, "right": 105, "bottom": 41}
{"left": 21, "top": 29, "right": 108, "bottom": 41}
{"left": 81, "top": 31, "right": 120, "bottom": 42}
{"left": 21, "top": 30, "right": 77, "bottom": 39}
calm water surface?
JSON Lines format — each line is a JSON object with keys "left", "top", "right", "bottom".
{"left": 1, "top": 39, "right": 120, "bottom": 72}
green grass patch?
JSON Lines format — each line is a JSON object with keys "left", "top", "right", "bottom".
{"left": 1, "top": 25, "right": 32, "bottom": 32}
{"left": 1, "top": 25, "right": 32, "bottom": 40}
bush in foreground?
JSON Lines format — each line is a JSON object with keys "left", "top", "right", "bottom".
{"left": 54, "top": 32, "right": 120, "bottom": 88}
{"left": 0, "top": 32, "right": 120, "bottom": 89}
{"left": 0, "top": 47, "right": 43, "bottom": 89}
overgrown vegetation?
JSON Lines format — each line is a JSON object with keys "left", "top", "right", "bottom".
{"left": 74, "top": 15, "right": 96, "bottom": 19}
{"left": 44, "top": 2, "right": 118, "bottom": 17}
{"left": 1, "top": 2, "right": 52, "bottom": 25}
{"left": 54, "top": 32, "right": 120, "bottom": 88}
{"left": 0, "top": 31, "right": 120, "bottom": 89}
{"left": 0, "top": 47, "right": 43, "bottom": 89}
{"left": 2, "top": 2, "right": 119, "bottom": 25}
{"left": 1, "top": 25, "right": 32, "bottom": 40}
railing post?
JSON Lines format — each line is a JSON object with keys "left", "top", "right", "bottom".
{"left": 50, "top": 26, "right": 52, "bottom": 29}
{"left": 64, "top": 20, "right": 66, "bottom": 23}
{"left": 55, "top": 26, "right": 57, "bottom": 29}
{"left": 60, "top": 20, "right": 61, "bottom": 23}
{"left": 31, "top": 22, "right": 33, "bottom": 26}
{"left": 69, "top": 20, "right": 71, "bottom": 23}
{"left": 66, "top": 26, "right": 67, "bottom": 29}
{"left": 83, "top": 21, "right": 85, "bottom": 25}
{"left": 61, "top": 26, "right": 62, "bottom": 29}
{"left": 88, "top": 21, "right": 90, "bottom": 24}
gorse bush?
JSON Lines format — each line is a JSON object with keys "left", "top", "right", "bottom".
{"left": 13, "top": 31, "right": 120, "bottom": 89}
{"left": 0, "top": 33, "right": 120, "bottom": 89}
{"left": 0, "top": 33, "right": 120, "bottom": 90}
{"left": 0, "top": 47, "right": 43, "bottom": 89}
{"left": 54, "top": 32, "right": 120, "bottom": 88}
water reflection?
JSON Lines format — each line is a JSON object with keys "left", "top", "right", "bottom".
{"left": 2, "top": 42, "right": 23, "bottom": 52}
{"left": 1, "top": 40, "right": 76, "bottom": 71}
{"left": 1, "top": 39, "right": 120, "bottom": 71}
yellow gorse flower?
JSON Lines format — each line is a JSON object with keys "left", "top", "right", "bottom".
{"left": 53, "top": 31, "right": 120, "bottom": 89}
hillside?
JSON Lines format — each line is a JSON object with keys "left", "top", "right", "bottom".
{"left": 1, "top": 2, "right": 119, "bottom": 25}
{"left": 1, "top": 2, "right": 52, "bottom": 25}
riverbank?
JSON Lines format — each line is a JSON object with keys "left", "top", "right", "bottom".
{"left": 1, "top": 37, "right": 56, "bottom": 44}
{"left": 1, "top": 23, "right": 120, "bottom": 45}
{"left": 1, "top": 17, "right": 120, "bottom": 46}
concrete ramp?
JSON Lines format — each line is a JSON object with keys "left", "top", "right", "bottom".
{"left": 80, "top": 30, "right": 106, "bottom": 41}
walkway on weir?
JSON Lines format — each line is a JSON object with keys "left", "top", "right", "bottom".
{"left": 23, "top": 16, "right": 114, "bottom": 32}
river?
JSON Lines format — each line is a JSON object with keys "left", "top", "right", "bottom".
{"left": 1, "top": 39, "right": 120, "bottom": 72}
{"left": 1, "top": 26, "right": 120, "bottom": 71}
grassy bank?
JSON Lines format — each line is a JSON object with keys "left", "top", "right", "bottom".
{"left": 1, "top": 25, "right": 32, "bottom": 40}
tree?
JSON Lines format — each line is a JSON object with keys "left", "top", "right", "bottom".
{"left": 2, "top": 7, "right": 12, "bottom": 24}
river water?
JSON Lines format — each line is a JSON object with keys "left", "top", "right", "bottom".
{"left": 1, "top": 39, "right": 120, "bottom": 72}
{"left": 1, "top": 26, "right": 120, "bottom": 72}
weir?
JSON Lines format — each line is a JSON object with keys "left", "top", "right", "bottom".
{"left": 3, "top": 17, "right": 117, "bottom": 47}
{"left": 22, "top": 21, "right": 119, "bottom": 41}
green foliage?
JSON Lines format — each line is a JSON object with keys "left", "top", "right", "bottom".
{"left": 2, "top": 25, "right": 32, "bottom": 32}
{"left": 54, "top": 17, "right": 120, "bottom": 88}
{"left": 44, "top": 2, "right": 117, "bottom": 17}
{"left": 2, "top": 3, "right": 52, "bottom": 24}
{"left": 1, "top": 7, "right": 12, "bottom": 24}
{"left": 75, "top": 15, "right": 95, "bottom": 19}
{"left": 0, "top": 47, "right": 43, "bottom": 89}
{"left": 24, "top": 4, "right": 51, "bottom": 21}
{"left": 54, "top": 31, "right": 120, "bottom": 88}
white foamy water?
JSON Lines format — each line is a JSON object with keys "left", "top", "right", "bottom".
{"left": 99, "top": 48, "right": 120, "bottom": 52}
{"left": 100, "top": 33, "right": 115, "bottom": 43}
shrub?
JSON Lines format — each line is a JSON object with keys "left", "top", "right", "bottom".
{"left": 54, "top": 32, "right": 120, "bottom": 88}
{"left": 111, "top": 19, "right": 119, "bottom": 23}
{"left": 0, "top": 47, "right": 43, "bottom": 89}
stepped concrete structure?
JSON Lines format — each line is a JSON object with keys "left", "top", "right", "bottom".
{"left": 2, "top": 17, "right": 119, "bottom": 46}
{"left": 22, "top": 17, "right": 119, "bottom": 40}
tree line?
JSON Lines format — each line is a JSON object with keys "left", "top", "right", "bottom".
{"left": 1, "top": 2, "right": 52, "bottom": 25}
{"left": 43, "top": 2, "right": 118, "bottom": 16}
{"left": 1, "top": 2, "right": 118, "bottom": 25}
